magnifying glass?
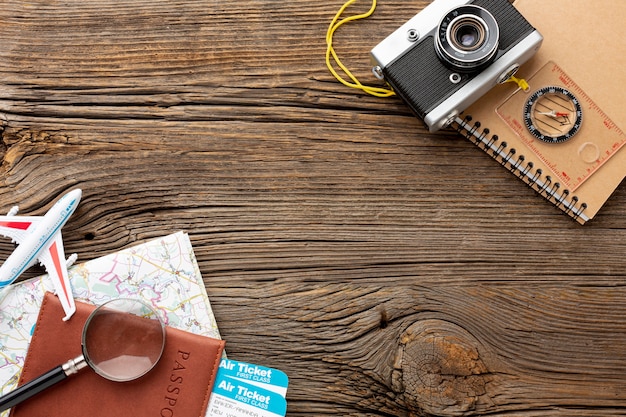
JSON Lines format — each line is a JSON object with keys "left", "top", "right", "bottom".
{"left": 0, "top": 298, "right": 165, "bottom": 412}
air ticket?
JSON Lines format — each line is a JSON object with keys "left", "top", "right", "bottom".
{"left": 207, "top": 359, "right": 288, "bottom": 417}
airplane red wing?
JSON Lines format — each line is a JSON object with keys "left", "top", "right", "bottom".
{"left": 0, "top": 216, "right": 41, "bottom": 244}
{"left": 38, "top": 232, "right": 76, "bottom": 321}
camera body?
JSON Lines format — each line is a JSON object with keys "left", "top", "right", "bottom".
{"left": 370, "top": 0, "right": 543, "bottom": 132}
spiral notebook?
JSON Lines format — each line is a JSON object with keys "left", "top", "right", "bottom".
{"left": 453, "top": 0, "right": 625, "bottom": 224}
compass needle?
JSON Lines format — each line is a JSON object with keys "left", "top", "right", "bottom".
{"left": 524, "top": 86, "right": 583, "bottom": 143}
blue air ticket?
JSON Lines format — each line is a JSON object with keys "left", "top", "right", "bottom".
{"left": 207, "top": 359, "right": 288, "bottom": 417}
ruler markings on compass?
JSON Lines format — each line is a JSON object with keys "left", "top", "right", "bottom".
{"left": 497, "top": 62, "right": 625, "bottom": 191}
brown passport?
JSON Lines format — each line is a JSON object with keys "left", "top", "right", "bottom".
{"left": 10, "top": 292, "right": 225, "bottom": 417}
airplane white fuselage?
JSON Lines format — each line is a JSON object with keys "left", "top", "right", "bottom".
{"left": 0, "top": 190, "right": 81, "bottom": 286}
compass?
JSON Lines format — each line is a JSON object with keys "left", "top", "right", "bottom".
{"left": 523, "top": 86, "right": 583, "bottom": 143}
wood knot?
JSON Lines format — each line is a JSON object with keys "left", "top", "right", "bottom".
{"left": 392, "top": 319, "right": 491, "bottom": 416}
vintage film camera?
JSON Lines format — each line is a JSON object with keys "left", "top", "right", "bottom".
{"left": 370, "top": 0, "right": 543, "bottom": 132}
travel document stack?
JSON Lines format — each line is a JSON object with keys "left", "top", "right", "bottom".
{"left": 0, "top": 231, "right": 288, "bottom": 416}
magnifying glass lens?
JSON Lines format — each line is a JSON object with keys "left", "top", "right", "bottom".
{"left": 82, "top": 299, "right": 165, "bottom": 382}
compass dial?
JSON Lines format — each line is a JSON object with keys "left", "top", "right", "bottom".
{"left": 523, "top": 86, "right": 583, "bottom": 143}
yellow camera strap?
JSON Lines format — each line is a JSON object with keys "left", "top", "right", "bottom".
{"left": 325, "top": 0, "right": 395, "bottom": 97}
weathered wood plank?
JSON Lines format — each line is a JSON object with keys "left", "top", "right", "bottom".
{"left": 0, "top": 0, "right": 625, "bottom": 416}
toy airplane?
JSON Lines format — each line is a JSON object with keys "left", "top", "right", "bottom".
{"left": 0, "top": 189, "right": 82, "bottom": 321}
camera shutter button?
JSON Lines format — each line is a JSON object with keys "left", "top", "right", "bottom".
{"left": 407, "top": 29, "right": 419, "bottom": 42}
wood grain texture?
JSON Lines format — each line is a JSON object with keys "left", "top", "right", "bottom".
{"left": 1, "top": 0, "right": 626, "bottom": 416}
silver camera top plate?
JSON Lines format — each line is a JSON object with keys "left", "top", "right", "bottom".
{"left": 371, "top": 0, "right": 472, "bottom": 69}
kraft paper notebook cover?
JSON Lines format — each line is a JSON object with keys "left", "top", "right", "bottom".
{"left": 453, "top": 0, "right": 625, "bottom": 224}
{"left": 10, "top": 292, "right": 225, "bottom": 417}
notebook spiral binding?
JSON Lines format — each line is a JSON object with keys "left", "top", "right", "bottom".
{"left": 452, "top": 115, "right": 590, "bottom": 224}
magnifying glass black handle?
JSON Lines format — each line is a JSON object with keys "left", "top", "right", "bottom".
{"left": 0, "top": 355, "right": 87, "bottom": 412}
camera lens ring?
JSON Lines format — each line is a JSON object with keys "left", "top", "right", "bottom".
{"left": 449, "top": 16, "right": 487, "bottom": 52}
{"left": 435, "top": 5, "right": 499, "bottom": 72}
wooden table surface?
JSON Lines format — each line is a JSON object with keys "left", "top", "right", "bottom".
{"left": 1, "top": 1, "right": 625, "bottom": 416}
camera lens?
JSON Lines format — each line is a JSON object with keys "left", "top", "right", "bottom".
{"left": 453, "top": 19, "right": 484, "bottom": 50}
{"left": 435, "top": 5, "right": 499, "bottom": 72}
